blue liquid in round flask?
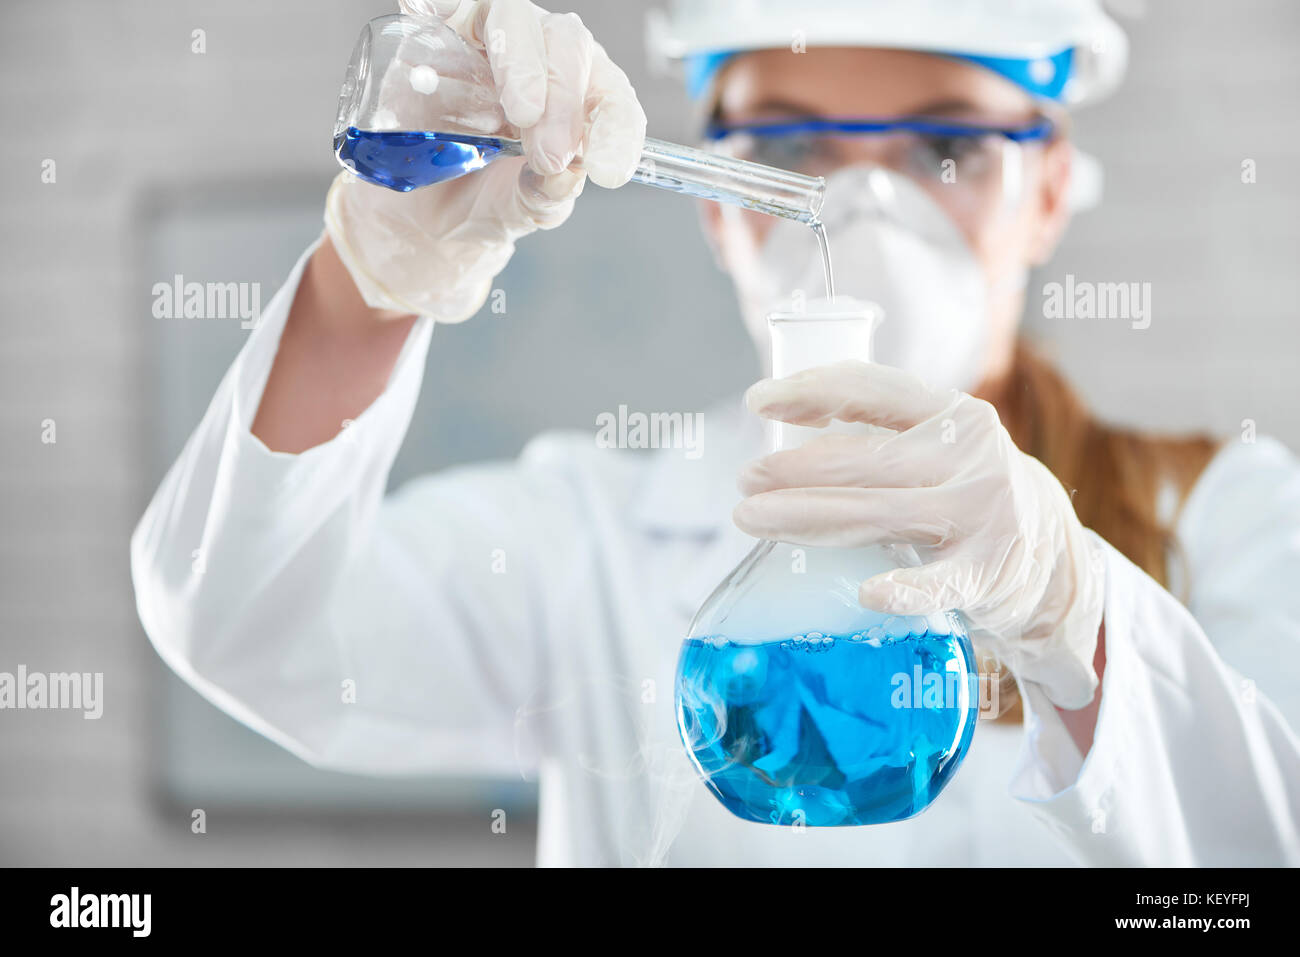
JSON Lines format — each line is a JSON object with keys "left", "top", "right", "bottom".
{"left": 675, "top": 300, "right": 978, "bottom": 827}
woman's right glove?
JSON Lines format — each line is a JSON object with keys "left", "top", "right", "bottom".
{"left": 325, "top": 0, "right": 646, "bottom": 321}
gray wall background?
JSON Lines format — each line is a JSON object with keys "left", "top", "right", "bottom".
{"left": 0, "top": 0, "right": 1296, "bottom": 866}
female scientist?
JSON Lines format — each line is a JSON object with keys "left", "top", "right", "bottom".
{"left": 131, "top": 0, "right": 1300, "bottom": 865}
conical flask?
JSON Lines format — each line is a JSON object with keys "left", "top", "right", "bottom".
{"left": 332, "top": 14, "right": 824, "bottom": 221}
{"left": 675, "top": 299, "right": 978, "bottom": 827}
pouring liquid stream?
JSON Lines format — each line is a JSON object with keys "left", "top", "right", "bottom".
{"left": 811, "top": 220, "right": 836, "bottom": 301}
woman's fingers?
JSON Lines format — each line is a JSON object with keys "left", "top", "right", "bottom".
{"left": 476, "top": 0, "right": 549, "bottom": 129}
{"left": 512, "top": 165, "right": 586, "bottom": 230}
{"left": 733, "top": 485, "right": 959, "bottom": 549}
{"left": 858, "top": 559, "right": 979, "bottom": 615}
{"left": 521, "top": 12, "right": 593, "bottom": 175}
{"left": 404, "top": 0, "right": 643, "bottom": 184}
{"left": 746, "top": 360, "right": 958, "bottom": 432}
{"left": 398, "top": 0, "right": 465, "bottom": 19}
{"left": 735, "top": 429, "right": 981, "bottom": 496}
{"left": 739, "top": 431, "right": 894, "bottom": 495}
{"left": 582, "top": 46, "right": 647, "bottom": 187}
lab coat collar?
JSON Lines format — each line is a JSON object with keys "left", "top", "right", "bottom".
{"left": 628, "top": 393, "right": 766, "bottom": 536}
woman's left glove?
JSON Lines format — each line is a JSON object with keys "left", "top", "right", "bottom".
{"left": 734, "top": 360, "right": 1106, "bottom": 710}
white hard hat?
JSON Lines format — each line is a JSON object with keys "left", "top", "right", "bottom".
{"left": 648, "top": 0, "right": 1128, "bottom": 108}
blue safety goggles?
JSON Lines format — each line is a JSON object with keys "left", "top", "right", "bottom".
{"left": 703, "top": 115, "right": 1055, "bottom": 181}
{"left": 703, "top": 115, "right": 1057, "bottom": 226}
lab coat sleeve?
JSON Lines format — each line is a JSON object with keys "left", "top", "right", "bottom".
{"left": 131, "top": 241, "right": 551, "bottom": 778}
{"left": 1005, "top": 439, "right": 1300, "bottom": 865}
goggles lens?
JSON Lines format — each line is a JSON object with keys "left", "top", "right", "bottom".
{"left": 706, "top": 116, "right": 1054, "bottom": 230}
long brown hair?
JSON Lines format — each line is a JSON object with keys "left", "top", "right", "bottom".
{"left": 981, "top": 339, "right": 1220, "bottom": 722}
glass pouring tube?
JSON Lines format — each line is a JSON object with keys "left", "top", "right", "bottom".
{"left": 484, "top": 135, "right": 826, "bottom": 223}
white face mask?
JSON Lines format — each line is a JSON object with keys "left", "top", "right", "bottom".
{"left": 724, "top": 165, "right": 995, "bottom": 393}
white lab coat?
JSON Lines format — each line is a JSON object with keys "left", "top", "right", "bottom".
{"left": 132, "top": 245, "right": 1300, "bottom": 866}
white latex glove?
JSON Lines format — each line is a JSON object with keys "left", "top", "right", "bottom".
{"left": 325, "top": 0, "right": 646, "bottom": 321}
{"left": 734, "top": 360, "right": 1106, "bottom": 710}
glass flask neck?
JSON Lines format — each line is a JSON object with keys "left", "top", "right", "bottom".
{"left": 767, "top": 297, "right": 882, "bottom": 452}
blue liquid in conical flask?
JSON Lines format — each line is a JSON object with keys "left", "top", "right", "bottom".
{"left": 676, "top": 625, "right": 977, "bottom": 826}
{"left": 334, "top": 127, "right": 509, "bottom": 191}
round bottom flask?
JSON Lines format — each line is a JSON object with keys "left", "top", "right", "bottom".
{"left": 675, "top": 300, "right": 978, "bottom": 827}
